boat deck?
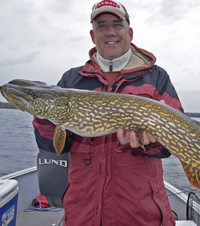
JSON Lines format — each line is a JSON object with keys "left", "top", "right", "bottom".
{"left": 16, "top": 210, "right": 64, "bottom": 226}
{"left": 1, "top": 168, "right": 198, "bottom": 226}
{"left": 16, "top": 210, "right": 197, "bottom": 226}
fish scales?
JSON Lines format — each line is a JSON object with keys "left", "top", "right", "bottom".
{"left": 66, "top": 92, "right": 147, "bottom": 136}
{"left": 1, "top": 79, "right": 200, "bottom": 189}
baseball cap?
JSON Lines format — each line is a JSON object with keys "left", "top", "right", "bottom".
{"left": 91, "top": 0, "right": 130, "bottom": 25}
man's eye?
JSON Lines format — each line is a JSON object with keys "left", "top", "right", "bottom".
{"left": 98, "top": 24, "right": 106, "bottom": 29}
{"left": 114, "top": 24, "right": 122, "bottom": 27}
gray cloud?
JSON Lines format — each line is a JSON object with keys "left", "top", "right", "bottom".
{"left": 159, "top": 0, "right": 182, "bottom": 22}
{"left": 0, "top": 51, "right": 40, "bottom": 67}
{"left": 47, "top": 1, "right": 74, "bottom": 15}
{"left": 178, "top": 91, "right": 200, "bottom": 112}
{"left": 144, "top": 0, "right": 199, "bottom": 25}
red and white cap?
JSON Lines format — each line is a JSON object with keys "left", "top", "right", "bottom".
{"left": 91, "top": 0, "right": 130, "bottom": 25}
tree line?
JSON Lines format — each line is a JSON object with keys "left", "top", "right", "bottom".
{"left": 0, "top": 102, "right": 17, "bottom": 109}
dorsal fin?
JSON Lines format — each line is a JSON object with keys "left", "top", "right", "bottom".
{"left": 134, "top": 129, "right": 146, "bottom": 151}
{"left": 193, "top": 119, "right": 200, "bottom": 127}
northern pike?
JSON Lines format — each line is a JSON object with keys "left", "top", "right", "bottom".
{"left": 1, "top": 79, "right": 200, "bottom": 189}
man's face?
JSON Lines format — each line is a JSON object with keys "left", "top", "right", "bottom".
{"left": 90, "top": 13, "right": 133, "bottom": 61}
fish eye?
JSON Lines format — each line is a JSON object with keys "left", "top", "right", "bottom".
{"left": 31, "top": 91, "right": 39, "bottom": 99}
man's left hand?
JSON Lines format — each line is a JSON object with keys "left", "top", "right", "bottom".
{"left": 117, "top": 100, "right": 165, "bottom": 148}
{"left": 117, "top": 129, "right": 157, "bottom": 148}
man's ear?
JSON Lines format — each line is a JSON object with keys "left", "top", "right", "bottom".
{"left": 129, "top": 27, "right": 133, "bottom": 42}
{"left": 90, "top": 30, "right": 95, "bottom": 44}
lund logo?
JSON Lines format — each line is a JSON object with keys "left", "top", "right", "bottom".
{"left": 39, "top": 158, "right": 68, "bottom": 168}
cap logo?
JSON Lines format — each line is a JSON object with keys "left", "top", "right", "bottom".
{"left": 95, "top": 1, "right": 120, "bottom": 10}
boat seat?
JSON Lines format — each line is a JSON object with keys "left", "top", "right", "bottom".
{"left": 37, "top": 149, "right": 70, "bottom": 208}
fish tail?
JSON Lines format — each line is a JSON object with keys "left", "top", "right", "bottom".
{"left": 181, "top": 161, "right": 200, "bottom": 189}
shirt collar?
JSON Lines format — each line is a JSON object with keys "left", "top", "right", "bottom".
{"left": 96, "top": 49, "right": 132, "bottom": 72}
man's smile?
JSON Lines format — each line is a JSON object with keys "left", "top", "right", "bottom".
{"left": 105, "top": 40, "right": 120, "bottom": 45}
{"left": 106, "top": 41, "right": 118, "bottom": 44}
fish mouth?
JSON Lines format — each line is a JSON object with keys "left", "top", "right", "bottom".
{"left": 0, "top": 79, "right": 48, "bottom": 112}
{"left": 0, "top": 84, "right": 30, "bottom": 111}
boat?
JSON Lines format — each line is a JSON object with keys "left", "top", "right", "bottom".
{"left": 0, "top": 167, "right": 64, "bottom": 226}
{"left": 0, "top": 166, "right": 199, "bottom": 226}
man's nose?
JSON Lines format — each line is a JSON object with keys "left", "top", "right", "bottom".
{"left": 105, "top": 25, "right": 116, "bottom": 36}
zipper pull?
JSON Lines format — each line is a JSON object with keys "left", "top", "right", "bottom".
{"left": 109, "top": 62, "right": 113, "bottom": 71}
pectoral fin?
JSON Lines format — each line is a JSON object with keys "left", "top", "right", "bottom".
{"left": 135, "top": 129, "right": 146, "bottom": 151}
{"left": 181, "top": 160, "right": 200, "bottom": 189}
{"left": 53, "top": 125, "right": 66, "bottom": 155}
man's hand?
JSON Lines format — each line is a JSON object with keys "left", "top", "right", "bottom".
{"left": 117, "top": 100, "right": 165, "bottom": 148}
{"left": 117, "top": 129, "right": 157, "bottom": 148}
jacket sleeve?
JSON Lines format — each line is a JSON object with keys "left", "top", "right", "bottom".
{"left": 153, "top": 65, "right": 183, "bottom": 113}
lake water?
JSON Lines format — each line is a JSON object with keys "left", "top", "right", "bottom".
{"left": 0, "top": 109, "right": 38, "bottom": 176}
{"left": 0, "top": 109, "right": 199, "bottom": 196}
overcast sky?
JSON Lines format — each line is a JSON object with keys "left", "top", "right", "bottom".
{"left": 0, "top": 0, "right": 200, "bottom": 112}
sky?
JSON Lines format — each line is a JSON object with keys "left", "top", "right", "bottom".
{"left": 0, "top": 0, "right": 200, "bottom": 112}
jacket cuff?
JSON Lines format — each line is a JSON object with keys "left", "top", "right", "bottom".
{"left": 32, "top": 117, "right": 55, "bottom": 140}
{"left": 116, "top": 141, "right": 171, "bottom": 158}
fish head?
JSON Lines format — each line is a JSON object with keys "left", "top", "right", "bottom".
{"left": 1, "top": 79, "right": 71, "bottom": 122}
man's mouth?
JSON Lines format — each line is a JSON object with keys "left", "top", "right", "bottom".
{"left": 106, "top": 41, "right": 119, "bottom": 44}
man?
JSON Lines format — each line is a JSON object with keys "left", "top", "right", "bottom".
{"left": 33, "top": 1, "right": 183, "bottom": 225}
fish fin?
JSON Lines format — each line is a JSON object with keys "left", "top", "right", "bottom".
{"left": 135, "top": 129, "right": 146, "bottom": 151}
{"left": 8, "top": 79, "right": 47, "bottom": 86}
{"left": 193, "top": 119, "right": 200, "bottom": 127}
{"left": 53, "top": 125, "right": 66, "bottom": 155}
{"left": 180, "top": 160, "right": 200, "bottom": 189}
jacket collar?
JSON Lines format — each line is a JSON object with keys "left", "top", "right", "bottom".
{"left": 89, "top": 43, "right": 156, "bottom": 74}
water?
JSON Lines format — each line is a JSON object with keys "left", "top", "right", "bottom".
{"left": 0, "top": 109, "right": 38, "bottom": 176}
{"left": 0, "top": 109, "right": 199, "bottom": 195}
{"left": 162, "top": 156, "right": 195, "bottom": 192}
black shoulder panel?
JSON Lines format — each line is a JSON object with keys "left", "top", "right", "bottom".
{"left": 57, "top": 66, "right": 104, "bottom": 90}
{"left": 119, "top": 65, "right": 179, "bottom": 99}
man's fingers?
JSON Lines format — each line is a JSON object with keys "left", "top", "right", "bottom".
{"left": 117, "top": 129, "right": 157, "bottom": 147}
{"left": 129, "top": 131, "right": 139, "bottom": 148}
{"left": 117, "top": 128, "right": 130, "bottom": 145}
{"left": 148, "top": 132, "right": 157, "bottom": 143}
{"left": 143, "top": 131, "right": 156, "bottom": 145}
{"left": 117, "top": 129, "right": 140, "bottom": 148}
